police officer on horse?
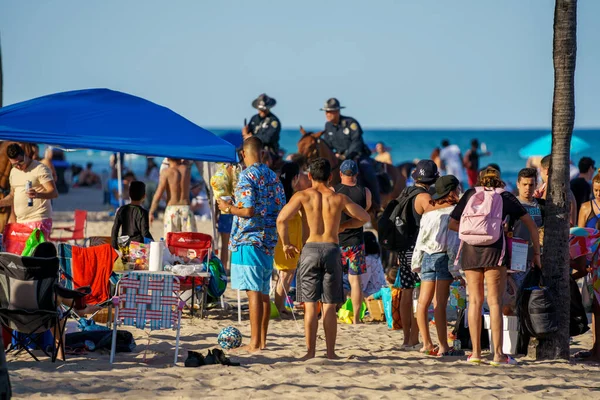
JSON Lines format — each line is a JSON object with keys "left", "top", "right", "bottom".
{"left": 320, "top": 98, "right": 381, "bottom": 209}
{"left": 243, "top": 94, "right": 281, "bottom": 166}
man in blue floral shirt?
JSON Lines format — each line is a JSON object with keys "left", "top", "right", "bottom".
{"left": 217, "top": 137, "right": 285, "bottom": 353}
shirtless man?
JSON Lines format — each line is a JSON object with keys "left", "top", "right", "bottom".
{"left": 277, "top": 158, "right": 370, "bottom": 360}
{"left": 149, "top": 158, "right": 197, "bottom": 237}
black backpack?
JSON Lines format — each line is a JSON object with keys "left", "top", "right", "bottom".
{"left": 516, "top": 268, "right": 558, "bottom": 339}
{"left": 377, "top": 186, "right": 426, "bottom": 251}
{"left": 452, "top": 307, "right": 490, "bottom": 351}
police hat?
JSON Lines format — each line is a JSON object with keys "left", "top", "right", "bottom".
{"left": 320, "top": 98, "right": 345, "bottom": 111}
{"left": 252, "top": 94, "right": 276, "bottom": 110}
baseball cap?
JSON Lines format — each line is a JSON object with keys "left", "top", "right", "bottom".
{"left": 340, "top": 160, "right": 358, "bottom": 176}
{"left": 411, "top": 159, "right": 439, "bottom": 184}
{"left": 432, "top": 175, "right": 460, "bottom": 200}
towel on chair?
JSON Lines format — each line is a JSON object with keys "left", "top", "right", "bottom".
{"left": 72, "top": 244, "right": 118, "bottom": 304}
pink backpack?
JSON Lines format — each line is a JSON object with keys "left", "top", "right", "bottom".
{"left": 456, "top": 187, "right": 506, "bottom": 266}
{"left": 459, "top": 187, "right": 505, "bottom": 245}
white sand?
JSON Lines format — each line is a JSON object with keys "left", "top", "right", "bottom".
{"left": 6, "top": 188, "right": 600, "bottom": 399}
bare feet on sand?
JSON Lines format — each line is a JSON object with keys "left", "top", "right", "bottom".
{"left": 232, "top": 344, "right": 261, "bottom": 354}
{"left": 327, "top": 353, "right": 341, "bottom": 360}
{"left": 298, "top": 352, "right": 316, "bottom": 361}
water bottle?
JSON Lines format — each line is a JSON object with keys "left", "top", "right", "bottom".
{"left": 25, "top": 180, "right": 33, "bottom": 207}
{"left": 453, "top": 339, "right": 462, "bottom": 350}
{"left": 412, "top": 282, "right": 421, "bottom": 314}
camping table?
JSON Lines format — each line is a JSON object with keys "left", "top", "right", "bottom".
{"left": 111, "top": 270, "right": 211, "bottom": 319}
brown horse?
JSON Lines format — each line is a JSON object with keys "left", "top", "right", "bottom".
{"left": 296, "top": 127, "right": 406, "bottom": 211}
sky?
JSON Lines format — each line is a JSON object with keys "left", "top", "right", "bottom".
{"left": 0, "top": 0, "right": 599, "bottom": 129}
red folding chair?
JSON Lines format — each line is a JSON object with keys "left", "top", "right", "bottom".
{"left": 49, "top": 210, "right": 87, "bottom": 245}
{"left": 166, "top": 232, "right": 212, "bottom": 317}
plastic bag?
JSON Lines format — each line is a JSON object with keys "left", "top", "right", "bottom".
{"left": 21, "top": 229, "right": 46, "bottom": 257}
{"left": 337, "top": 298, "right": 367, "bottom": 324}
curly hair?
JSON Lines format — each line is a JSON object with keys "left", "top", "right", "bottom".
{"left": 477, "top": 167, "right": 505, "bottom": 189}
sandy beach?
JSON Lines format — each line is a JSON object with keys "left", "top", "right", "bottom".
{"left": 5, "top": 188, "right": 600, "bottom": 399}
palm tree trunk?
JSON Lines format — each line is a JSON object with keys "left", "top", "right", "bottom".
{"left": 536, "top": 0, "right": 577, "bottom": 360}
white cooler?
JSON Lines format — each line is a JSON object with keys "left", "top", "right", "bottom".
{"left": 483, "top": 314, "right": 518, "bottom": 355}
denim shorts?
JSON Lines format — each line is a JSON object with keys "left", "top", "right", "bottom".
{"left": 420, "top": 252, "right": 453, "bottom": 282}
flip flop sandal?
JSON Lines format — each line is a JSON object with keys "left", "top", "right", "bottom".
{"left": 401, "top": 344, "right": 422, "bottom": 351}
{"left": 490, "top": 355, "right": 518, "bottom": 366}
{"left": 421, "top": 346, "right": 440, "bottom": 356}
{"left": 467, "top": 355, "right": 482, "bottom": 364}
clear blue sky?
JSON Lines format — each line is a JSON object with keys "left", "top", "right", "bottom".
{"left": 1, "top": 0, "right": 599, "bottom": 129}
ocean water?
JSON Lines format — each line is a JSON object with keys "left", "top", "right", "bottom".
{"left": 58, "top": 128, "right": 600, "bottom": 186}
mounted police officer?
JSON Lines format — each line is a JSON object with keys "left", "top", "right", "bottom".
{"left": 242, "top": 94, "right": 281, "bottom": 160}
{"left": 320, "top": 98, "right": 381, "bottom": 209}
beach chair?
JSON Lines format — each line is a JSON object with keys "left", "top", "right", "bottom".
{"left": 0, "top": 242, "right": 88, "bottom": 362}
{"left": 57, "top": 243, "right": 119, "bottom": 325}
{"left": 109, "top": 272, "right": 184, "bottom": 365}
{"left": 49, "top": 210, "right": 88, "bottom": 245}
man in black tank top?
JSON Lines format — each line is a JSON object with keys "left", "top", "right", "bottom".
{"left": 335, "top": 160, "right": 372, "bottom": 324}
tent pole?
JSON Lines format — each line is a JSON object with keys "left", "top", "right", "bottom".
{"left": 117, "top": 153, "right": 123, "bottom": 207}
{"left": 206, "top": 162, "right": 226, "bottom": 310}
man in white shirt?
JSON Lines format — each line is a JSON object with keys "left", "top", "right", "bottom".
{"left": 0, "top": 143, "right": 58, "bottom": 253}
{"left": 439, "top": 140, "right": 466, "bottom": 183}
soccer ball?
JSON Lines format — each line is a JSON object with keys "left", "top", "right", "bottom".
{"left": 217, "top": 326, "right": 243, "bottom": 350}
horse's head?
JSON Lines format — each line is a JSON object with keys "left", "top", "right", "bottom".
{"left": 297, "top": 126, "right": 325, "bottom": 161}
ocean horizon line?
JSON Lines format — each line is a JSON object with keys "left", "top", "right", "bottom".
{"left": 207, "top": 126, "right": 600, "bottom": 133}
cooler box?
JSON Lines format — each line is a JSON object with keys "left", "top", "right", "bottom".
{"left": 483, "top": 314, "right": 518, "bottom": 355}
{"left": 166, "top": 232, "right": 212, "bottom": 259}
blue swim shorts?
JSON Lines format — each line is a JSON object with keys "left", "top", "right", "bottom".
{"left": 231, "top": 245, "right": 273, "bottom": 295}
{"left": 218, "top": 214, "right": 234, "bottom": 234}
{"left": 420, "top": 252, "right": 453, "bottom": 282}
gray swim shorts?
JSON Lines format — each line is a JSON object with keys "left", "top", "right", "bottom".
{"left": 296, "top": 242, "right": 344, "bottom": 304}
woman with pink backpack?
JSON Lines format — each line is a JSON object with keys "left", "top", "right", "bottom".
{"left": 448, "top": 167, "right": 541, "bottom": 366}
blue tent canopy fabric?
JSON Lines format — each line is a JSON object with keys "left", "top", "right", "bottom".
{"left": 518, "top": 134, "right": 590, "bottom": 159}
{"left": 0, "top": 89, "right": 236, "bottom": 162}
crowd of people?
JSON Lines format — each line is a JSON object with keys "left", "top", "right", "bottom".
{"left": 213, "top": 124, "right": 600, "bottom": 364}
{"left": 1, "top": 93, "right": 599, "bottom": 368}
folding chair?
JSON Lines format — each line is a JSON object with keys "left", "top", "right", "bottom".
{"left": 57, "top": 243, "right": 118, "bottom": 325}
{"left": 49, "top": 210, "right": 88, "bottom": 245}
{"left": 166, "top": 232, "right": 213, "bottom": 317}
{"left": 109, "top": 272, "right": 184, "bottom": 365}
{"left": 0, "top": 242, "right": 88, "bottom": 362}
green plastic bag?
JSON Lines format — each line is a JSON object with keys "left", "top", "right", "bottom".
{"left": 21, "top": 229, "right": 46, "bottom": 257}
{"left": 337, "top": 298, "right": 367, "bottom": 324}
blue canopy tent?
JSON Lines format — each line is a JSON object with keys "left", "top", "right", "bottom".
{"left": 0, "top": 88, "right": 236, "bottom": 162}
{"left": 0, "top": 88, "right": 236, "bottom": 252}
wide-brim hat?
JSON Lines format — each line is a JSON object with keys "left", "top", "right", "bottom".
{"left": 320, "top": 98, "right": 345, "bottom": 111}
{"left": 252, "top": 94, "right": 276, "bottom": 110}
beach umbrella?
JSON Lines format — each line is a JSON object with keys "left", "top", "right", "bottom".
{"left": 518, "top": 134, "right": 590, "bottom": 158}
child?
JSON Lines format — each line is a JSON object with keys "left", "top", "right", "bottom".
{"left": 363, "top": 231, "right": 387, "bottom": 297}
{"left": 111, "top": 181, "right": 154, "bottom": 249}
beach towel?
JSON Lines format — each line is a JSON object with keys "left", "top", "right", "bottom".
{"left": 72, "top": 244, "right": 118, "bottom": 304}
